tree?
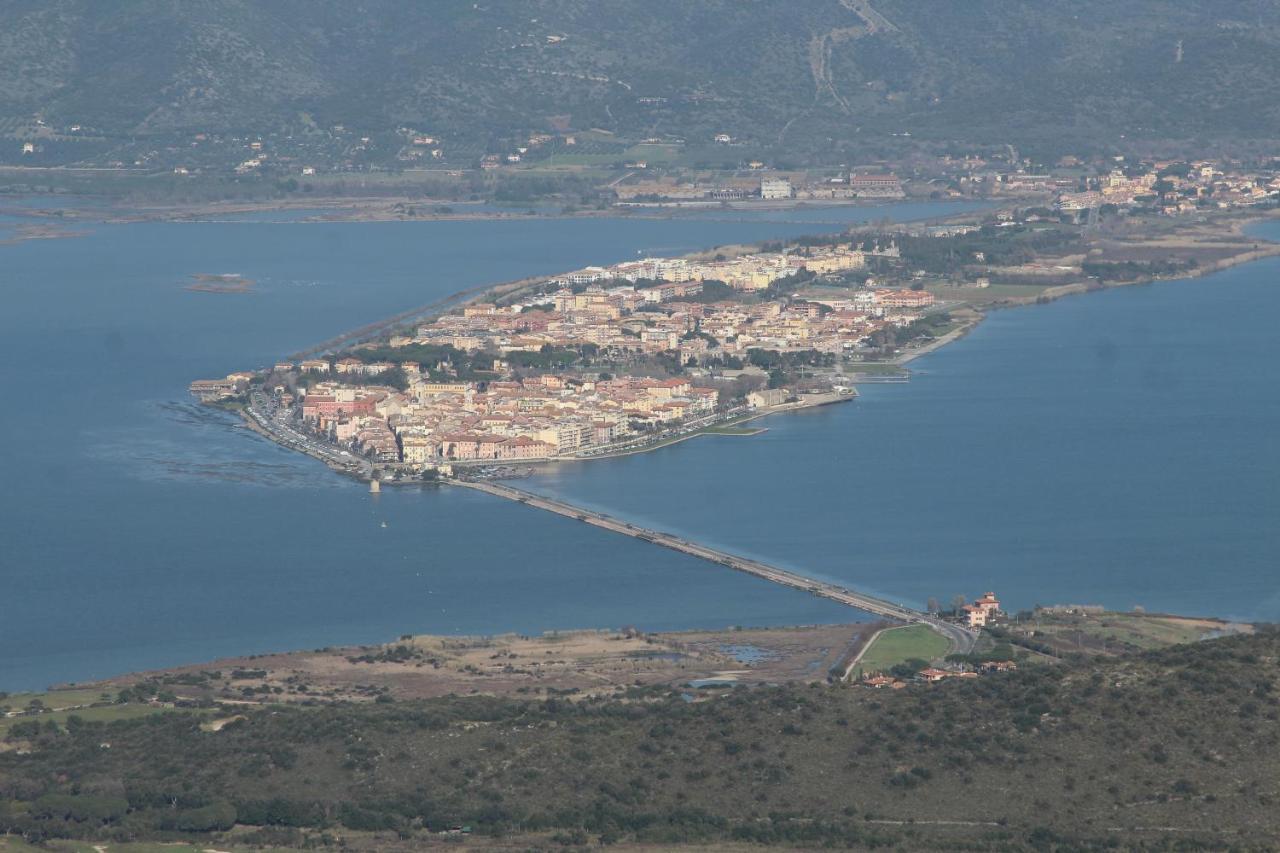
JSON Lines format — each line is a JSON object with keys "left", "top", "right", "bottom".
{"left": 951, "top": 594, "right": 967, "bottom": 612}
{"left": 926, "top": 597, "right": 940, "bottom": 614}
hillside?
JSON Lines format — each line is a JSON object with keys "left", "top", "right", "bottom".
{"left": 3, "top": 0, "right": 1280, "bottom": 170}
{"left": 2, "top": 628, "right": 1277, "bottom": 849}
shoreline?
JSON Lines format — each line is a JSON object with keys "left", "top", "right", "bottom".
{"left": 56, "top": 203, "right": 1265, "bottom": 692}
{"left": 0, "top": 191, "right": 982, "bottom": 229}
{"left": 17, "top": 606, "right": 1248, "bottom": 696}
{"left": 223, "top": 207, "right": 1280, "bottom": 482}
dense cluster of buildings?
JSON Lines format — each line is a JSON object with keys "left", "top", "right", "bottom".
{"left": 403, "top": 244, "right": 930, "bottom": 364}
{"left": 1043, "top": 161, "right": 1280, "bottom": 215}
{"left": 199, "top": 244, "right": 938, "bottom": 469}
{"left": 249, "top": 242, "right": 936, "bottom": 466}
{"left": 294, "top": 373, "right": 720, "bottom": 464}
{"left": 615, "top": 172, "right": 905, "bottom": 203}
{"left": 551, "top": 243, "right": 867, "bottom": 291}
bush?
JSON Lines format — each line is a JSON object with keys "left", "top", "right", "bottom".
{"left": 31, "top": 794, "right": 129, "bottom": 824}
{"left": 160, "top": 801, "right": 237, "bottom": 832}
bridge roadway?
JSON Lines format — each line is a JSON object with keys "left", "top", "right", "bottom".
{"left": 456, "top": 480, "right": 977, "bottom": 655}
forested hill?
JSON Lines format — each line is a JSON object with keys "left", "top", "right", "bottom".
{"left": 3, "top": 0, "right": 1280, "bottom": 160}
{"left": 2, "top": 629, "right": 1279, "bottom": 848}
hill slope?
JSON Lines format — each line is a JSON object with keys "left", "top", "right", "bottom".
{"left": 3, "top": 0, "right": 1280, "bottom": 162}
{"left": 2, "top": 629, "right": 1278, "bottom": 849}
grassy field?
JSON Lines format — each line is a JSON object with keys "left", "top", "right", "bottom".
{"left": 0, "top": 686, "right": 209, "bottom": 737}
{"left": 0, "top": 704, "right": 187, "bottom": 738}
{"left": 1010, "top": 611, "right": 1247, "bottom": 655}
{"left": 702, "top": 425, "right": 767, "bottom": 436}
{"left": 0, "top": 841, "right": 219, "bottom": 853}
{"left": 927, "top": 283, "right": 1054, "bottom": 304}
{"left": 856, "top": 624, "right": 951, "bottom": 674}
{"left": 1, "top": 688, "right": 113, "bottom": 711}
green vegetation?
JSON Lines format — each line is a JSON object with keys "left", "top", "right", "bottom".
{"left": 4, "top": 1, "right": 1280, "bottom": 186}
{"left": 0, "top": 840, "right": 228, "bottom": 853}
{"left": 856, "top": 624, "right": 951, "bottom": 675}
{"left": 1082, "top": 258, "right": 1198, "bottom": 282}
{"left": 863, "top": 311, "right": 956, "bottom": 355}
{"left": 1, "top": 629, "right": 1278, "bottom": 849}
{"left": 1004, "top": 610, "right": 1244, "bottom": 656}
{"left": 895, "top": 224, "right": 1080, "bottom": 275}
{"left": 745, "top": 348, "right": 836, "bottom": 388}
{"left": 840, "top": 361, "right": 907, "bottom": 376}
{"left": 928, "top": 283, "right": 1055, "bottom": 305}
{"left": 701, "top": 425, "right": 766, "bottom": 436}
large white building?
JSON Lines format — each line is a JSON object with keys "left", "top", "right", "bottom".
{"left": 760, "top": 178, "right": 793, "bottom": 200}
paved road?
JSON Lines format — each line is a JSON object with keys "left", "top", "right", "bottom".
{"left": 245, "top": 391, "right": 372, "bottom": 478}
{"left": 456, "top": 479, "right": 977, "bottom": 655}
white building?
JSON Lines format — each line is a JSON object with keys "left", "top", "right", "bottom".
{"left": 760, "top": 178, "right": 793, "bottom": 200}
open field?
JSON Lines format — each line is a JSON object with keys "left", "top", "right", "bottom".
{"left": 1003, "top": 609, "right": 1253, "bottom": 657}
{"left": 0, "top": 841, "right": 220, "bottom": 853}
{"left": 854, "top": 624, "right": 951, "bottom": 674}
{"left": 928, "top": 283, "right": 1053, "bottom": 305}
{"left": 2, "top": 688, "right": 111, "bottom": 710}
{"left": 0, "top": 704, "right": 171, "bottom": 740}
{"left": 701, "top": 425, "right": 767, "bottom": 436}
{"left": 56, "top": 624, "right": 887, "bottom": 709}
{"left": 0, "top": 681, "right": 212, "bottom": 741}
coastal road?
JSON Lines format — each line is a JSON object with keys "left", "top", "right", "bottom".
{"left": 245, "top": 391, "right": 373, "bottom": 478}
{"left": 455, "top": 479, "right": 977, "bottom": 655}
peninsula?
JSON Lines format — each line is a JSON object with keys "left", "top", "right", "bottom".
{"left": 192, "top": 189, "right": 1280, "bottom": 485}
{"left": 193, "top": 235, "right": 917, "bottom": 479}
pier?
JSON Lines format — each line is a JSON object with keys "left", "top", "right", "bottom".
{"left": 455, "top": 479, "right": 978, "bottom": 655}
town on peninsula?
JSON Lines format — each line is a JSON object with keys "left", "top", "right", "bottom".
{"left": 11, "top": 3, "right": 1280, "bottom": 846}
{"left": 190, "top": 156, "right": 1280, "bottom": 485}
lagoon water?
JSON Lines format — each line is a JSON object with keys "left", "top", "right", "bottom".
{"left": 1, "top": 202, "right": 1277, "bottom": 690}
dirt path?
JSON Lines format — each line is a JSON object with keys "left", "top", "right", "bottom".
{"left": 809, "top": 1, "right": 898, "bottom": 112}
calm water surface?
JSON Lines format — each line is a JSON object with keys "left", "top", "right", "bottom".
{"left": 2, "top": 204, "right": 1275, "bottom": 690}
{"left": 2, "top": 200, "right": 981, "bottom": 690}
{"left": 528, "top": 234, "right": 1280, "bottom": 622}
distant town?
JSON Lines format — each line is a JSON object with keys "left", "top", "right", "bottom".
{"left": 8, "top": 109, "right": 1280, "bottom": 224}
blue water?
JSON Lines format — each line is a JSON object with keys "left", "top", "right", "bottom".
{"left": 1, "top": 202, "right": 1274, "bottom": 690}
{"left": 0, "top": 200, "right": 985, "bottom": 691}
{"left": 527, "top": 244, "right": 1280, "bottom": 623}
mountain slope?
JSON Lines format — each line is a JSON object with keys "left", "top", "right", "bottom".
{"left": 3, "top": 0, "right": 1280, "bottom": 159}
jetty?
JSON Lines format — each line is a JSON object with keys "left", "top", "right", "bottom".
{"left": 455, "top": 479, "right": 978, "bottom": 654}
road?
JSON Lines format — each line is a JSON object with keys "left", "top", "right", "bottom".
{"left": 244, "top": 391, "right": 373, "bottom": 478}
{"left": 455, "top": 479, "right": 977, "bottom": 655}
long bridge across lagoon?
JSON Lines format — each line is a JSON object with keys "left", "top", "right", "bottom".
{"left": 456, "top": 479, "right": 978, "bottom": 656}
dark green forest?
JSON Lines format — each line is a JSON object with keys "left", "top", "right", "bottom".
{"left": 2, "top": 629, "right": 1278, "bottom": 849}
{"left": 4, "top": 0, "right": 1280, "bottom": 163}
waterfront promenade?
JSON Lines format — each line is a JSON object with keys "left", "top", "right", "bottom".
{"left": 456, "top": 479, "right": 978, "bottom": 655}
